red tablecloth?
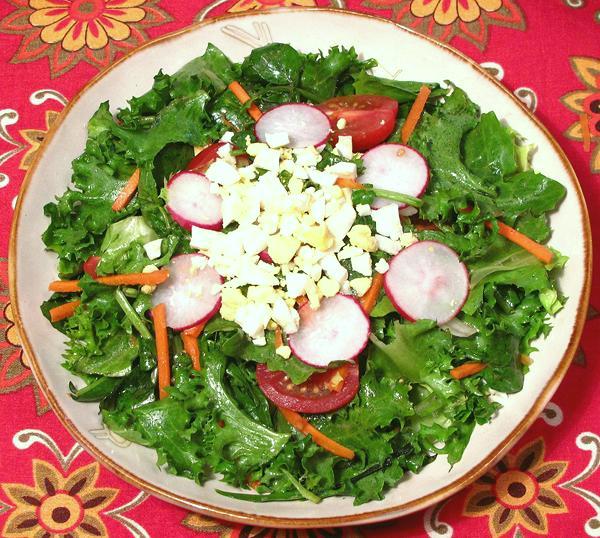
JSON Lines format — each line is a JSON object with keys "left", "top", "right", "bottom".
{"left": 1, "top": 1, "right": 599, "bottom": 536}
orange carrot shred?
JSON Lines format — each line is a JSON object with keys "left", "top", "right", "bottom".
{"left": 580, "top": 113, "right": 591, "bottom": 152}
{"left": 401, "top": 85, "right": 432, "bottom": 144}
{"left": 450, "top": 362, "right": 487, "bottom": 380}
{"left": 486, "top": 221, "right": 554, "bottom": 265}
{"left": 49, "top": 300, "right": 81, "bottom": 323}
{"left": 279, "top": 407, "right": 355, "bottom": 460}
{"left": 359, "top": 272, "right": 385, "bottom": 315}
{"left": 47, "top": 270, "right": 168, "bottom": 295}
{"left": 48, "top": 280, "right": 82, "bottom": 293}
{"left": 335, "top": 177, "right": 364, "bottom": 190}
{"left": 182, "top": 321, "right": 206, "bottom": 371}
{"left": 274, "top": 325, "right": 284, "bottom": 349}
{"left": 96, "top": 269, "right": 169, "bottom": 287}
{"left": 112, "top": 168, "right": 140, "bottom": 212}
{"left": 228, "top": 81, "right": 263, "bottom": 121}
{"left": 152, "top": 303, "right": 170, "bottom": 399}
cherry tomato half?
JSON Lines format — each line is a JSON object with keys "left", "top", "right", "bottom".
{"left": 83, "top": 255, "right": 101, "bottom": 279}
{"left": 256, "top": 362, "right": 359, "bottom": 413}
{"left": 318, "top": 95, "right": 399, "bottom": 152}
{"left": 186, "top": 142, "right": 225, "bottom": 174}
{"left": 186, "top": 142, "right": 250, "bottom": 174}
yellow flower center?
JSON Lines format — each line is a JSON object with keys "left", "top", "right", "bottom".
{"left": 37, "top": 492, "right": 84, "bottom": 534}
{"left": 494, "top": 470, "right": 539, "bottom": 510}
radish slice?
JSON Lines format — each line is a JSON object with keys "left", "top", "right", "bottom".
{"left": 259, "top": 249, "right": 273, "bottom": 264}
{"left": 384, "top": 241, "right": 469, "bottom": 324}
{"left": 288, "top": 294, "right": 370, "bottom": 368}
{"left": 151, "top": 254, "right": 222, "bottom": 330}
{"left": 359, "top": 143, "right": 429, "bottom": 209}
{"left": 255, "top": 104, "right": 331, "bottom": 149}
{"left": 166, "top": 172, "right": 222, "bottom": 231}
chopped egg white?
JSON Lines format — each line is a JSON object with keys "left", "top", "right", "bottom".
{"left": 265, "top": 131, "right": 290, "bottom": 148}
{"left": 143, "top": 238, "right": 162, "bottom": 260}
{"left": 188, "top": 131, "right": 413, "bottom": 343}
{"left": 253, "top": 147, "right": 281, "bottom": 171}
{"left": 349, "top": 277, "right": 372, "bottom": 297}
{"left": 335, "top": 136, "right": 353, "bottom": 159}
{"left": 372, "top": 204, "right": 402, "bottom": 240}
{"left": 374, "top": 258, "right": 390, "bottom": 274}
{"left": 351, "top": 252, "right": 373, "bottom": 276}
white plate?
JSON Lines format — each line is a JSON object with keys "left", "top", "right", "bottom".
{"left": 9, "top": 8, "right": 592, "bottom": 528}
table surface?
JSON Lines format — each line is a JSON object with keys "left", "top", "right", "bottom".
{"left": 1, "top": 1, "right": 599, "bottom": 536}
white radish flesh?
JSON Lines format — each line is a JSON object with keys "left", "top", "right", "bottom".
{"left": 384, "top": 241, "right": 469, "bottom": 324}
{"left": 255, "top": 104, "right": 331, "bottom": 149}
{"left": 151, "top": 254, "right": 222, "bottom": 330}
{"left": 359, "top": 143, "right": 429, "bottom": 209}
{"left": 166, "top": 172, "right": 222, "bottom": 231}
{"left": 288, "top": 294, "right": 370, "bottom": 367}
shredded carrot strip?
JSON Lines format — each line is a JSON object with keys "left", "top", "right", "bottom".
{"left": 359, "top": 272, "right": 385, "bottom": 314}
{"left": 335, "top": 177, "right": 364, "bottom": 190}
{"left": 49, "top": 300, "right": 81, "bottom": 323}
{"left": 96, "top": 269, "right": 169, "bottom": 286}
{"left": 48, "top": 280, "right": 82, "bottom": 293}
{"left": 450, "top": 362, "right": 487, "bottom": 380}
{"left": 580, "top": 113, "right": 591, "bottom": 152}
{"left": 274, "top": 325, "right": 284, "bottom": 349}
{"left": 228, "top": 81, "right": 262, "bottom": 121}
{"left": 182, "top": 321, "right": 206, "bottom": 371}
{"left": 112, "top": 168, "right": 140, "bottom": 212}
{"left": 48, "top": 270, "right": 169, "bottom": 293}
{"left": 401, "top": 85, "right": 432, "bottom": 144}
{"left": 279, "top": 407, "right": 355, "bottom": 460}
{"left": 152, "top": 303, "right": 170, "bottom": 399}
{"left": 486, "top": 221, "right": 554, "bottom": 265}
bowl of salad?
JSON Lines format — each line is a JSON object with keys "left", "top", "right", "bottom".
{"left": 9, "top": 8, "right": 591, "bottom": 528}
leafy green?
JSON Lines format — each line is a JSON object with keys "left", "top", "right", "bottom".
{"left": 352, "top": 71, "right": 444, "bottom": 104}
{"left": 41, "top": 42, "right": 567, "bottom": 505}
{"left": 97, "top": 216, "right": 157, "bottom": 275}
{"left": 463, "top": 111, "right": 517, "bottom": 181}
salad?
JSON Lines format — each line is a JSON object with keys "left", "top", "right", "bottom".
{"left": 42, "top": 43, "right": 567, "bottom": 505}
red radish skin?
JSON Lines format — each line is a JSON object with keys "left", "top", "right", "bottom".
{"left": 359, "top": 143, "right": 429, "bottom": 209}
{"left": 259, "top": 250, "right": 273, "bottom": 264}
{"left": 166, "top": 172, "right": 223, "bottom": 232}
{"left": 151, "top": 254, "right": 222, "bottom": 330}
{"left": 255, "top": 103, "right": 331, "bottom": 149}
{"left": 288, "top": 294, "right": 370, "bottom": 368}
{"left": 384, "top": 241, "right": 469, "bottom": 324}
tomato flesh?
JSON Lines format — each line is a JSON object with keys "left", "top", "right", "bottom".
{"left": 83, "top": 255, "right": 101, "bottom": 279}
{"left": 318, "top": 95, "right": 398, "bottom": 152}
{"left": 186, "top": 142, "right": 225, "bottom": 174}
{"left": 256, "top": 362, "right": 359, "bottom": 413}
{"left": 186, "top": 142, "right": 249, "bottom": 174}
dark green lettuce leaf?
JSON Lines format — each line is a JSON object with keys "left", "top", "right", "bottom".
{"left": 463, "top": 111, "right": 517, "bottom": 181}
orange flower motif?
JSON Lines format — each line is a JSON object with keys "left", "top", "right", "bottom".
{"left": 228, "top": 0, "right": 316, "bottom": 13}
{"left": 29, "top": 0, "right": 146, "bottom": 51}
{"left": 2, "top": 460, "right": 118, "bottom": 537}
{"left": 410, "top": 0, "right": 502, "bottom": 25}
{"left": 463, "top": 438, "right": 568, "bottom": 535}
{"left": 363, "top": 0, "right": 524, "bottom": 51}
{"left": 0, "top": 0, "right": 171, "bottom": 77}
{"left": 561, "top": 56, "right": 600, "bottom": 174}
